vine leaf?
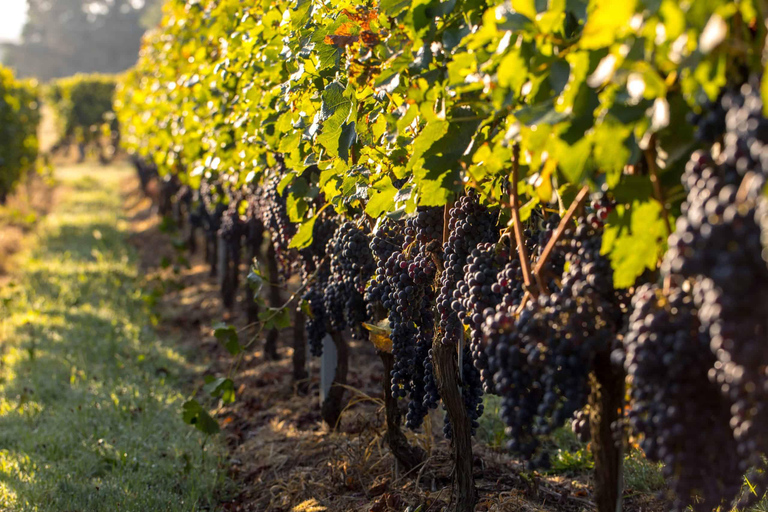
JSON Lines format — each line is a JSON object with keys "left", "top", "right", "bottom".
{"left": 204, "top": 376, "right": 236, "bottom": 404}
{"left": 407, "top": 120, "right": 450, "bottom": 171}
{"left": 366, "top": 176, "right": 398, "bottom": 217}
{"left": 182, "top": 400, "right": 220, "bottom": 435}
{"left": 602, "top": 200, "right": 668, "bottom": 288}
{"left": 259, "top": 307, "right": 292, "bottom": 330}
{"left": 317, "top": 82, "right": 354, "bottom": 158}
{"left": 380, "top": 0, "right": 412, "bottom": 16}
{"left": 288, "top": 216, "right": 318, "bottom": 249}
{"left": 580, "top": 0, "right": 637, "bottom": 49}
{"left": 213, "top": 322, "right": 242, "bottom": 355}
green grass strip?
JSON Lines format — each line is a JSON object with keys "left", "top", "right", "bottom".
{"left": 0, "top": 164, "right": 225, "bottom": 512}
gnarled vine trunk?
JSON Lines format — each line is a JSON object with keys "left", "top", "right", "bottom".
{"left": 589, "top": 351, "right": 625, "bottom": 512}
{"left": 380, "top": 350, "right": 425, "bottom": 472}
{"left": 432, "top": 339, "right": 478, "bottom": 512}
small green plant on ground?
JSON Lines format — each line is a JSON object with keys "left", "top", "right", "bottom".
{"left": 0, "top": 163, "right": 226, "bottom": 512}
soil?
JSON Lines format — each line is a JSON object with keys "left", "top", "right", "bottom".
{"left": 121, "top": 174, "right": 668, "bottom": 512}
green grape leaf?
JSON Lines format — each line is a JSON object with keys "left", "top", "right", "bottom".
{"left": 366, "top": 176, "right": 398, "bottom": 217}
{"left": 381, "top": 0, "right": 412, "bottom": 16}
{"left": 288, "top": 216, "right": 317, "bottom": 249}
{"left": 557, "top": 136, "right": 592, "bottom": 184}
{"left": 204, "top": 376, "right": 236, "bottom": 404}
{"left": 407, "top": 120, "right": 450, "bottom": 171}
{"left": 212, "top": 322, "right": 242, "bottom": 355}
{"left": 182, "top": 399, "right": 220, "bottom": 435}
{"left": 602, "top": 200, "right": 668, "bottom": 288}
{"left": 338, "top": 122, "right": 357, "bottom": 163}
{"left": 292, "top": 0, "right": 313, "bottom": 29}
{"left": 260, "top": 307, "right": 292, "bottom": 330}
{"left": 498, "top": 49, "right": 528, "bottom": 93}
{"left": 317, "top": 82, "right": 353, "bottom": 157}
{"left": 580, "top": 0, "right": 637, "bottom": 49}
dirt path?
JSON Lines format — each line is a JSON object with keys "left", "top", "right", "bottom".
{"left": 0, "top": 163, "right": 226, "bottom": 511}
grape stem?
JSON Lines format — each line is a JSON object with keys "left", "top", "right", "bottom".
{"left": 533, "top": 185, "right": 590, "bottom": 277}
{"left": 510, "top": 144, "right": 538, "bottom": 297}
{"left": 645, "top": 137, "right": 672, "bottom": 236}
{"left": 515, "top": 185, "right": 590, "bottom": 314}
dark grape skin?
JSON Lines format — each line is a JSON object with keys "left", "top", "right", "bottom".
{"left": 364, "top": 218, "right": 404, "bottom": 321}
{"left": 571, "top": 408, "right": 590, "bottom": 443}
{"left": 482, "top": 218, "right": 625, "bottom": 469}
{"left": 436, "top": 194, "right": 498, "bottom": 349}
{"left": 376, "top": 207, "right": 443, "bottom": 431}
{"left": 302, "top": 220, "right": 373, "bottom": 357}
{"left": 259, "top": 174, "right": 298, "bottom": 278}
{"left": 660, "top": 80, "right": 768, "bottom": 508}
{"left": 620, "top": 284, "right": 741, "bottom": 512}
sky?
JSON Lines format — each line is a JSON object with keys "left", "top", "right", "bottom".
{"left": 0, "top": 0, "right": 28, "bottom": 43}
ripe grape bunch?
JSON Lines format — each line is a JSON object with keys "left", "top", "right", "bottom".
{"left": 661, "top": 79, "right": 768, "bottom": 505}
{"left": 436, "top": 193, "right": 499, "bottom": 348}
{"left": 364, "top": 218, "right": 405, "bottom": 320}
{"left": 379, "top": 207, "right": 442, "bottom": 430}
{"left": 324, "top": 222, "right": 376, "bottom": 339}
{"left": 259, "top": 173, "right": 297, "bottom": 277}
{"left": 219, "top": 199, "right": 244, "bottom": 249}
{"left": 482, "top": 216, "right": 624, "bottom": 468}
{"left": 301, "top": 219, "right": 369, "bottom": 357}
{"left": 200, "top": 179, "right": 227, "bottom": 242}
{"left": 299, "top": 216, "right": 339, "bottom": 357}
{"left": 620, "top": 284, "right": 741, "bottom": 512}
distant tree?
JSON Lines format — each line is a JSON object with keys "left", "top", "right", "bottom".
{"left": 4, "top": 0, "right": 162, "bottom": 81}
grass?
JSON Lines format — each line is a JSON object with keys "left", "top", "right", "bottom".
{"left": 0, "top": 163, "right": 226, "bottom": 511}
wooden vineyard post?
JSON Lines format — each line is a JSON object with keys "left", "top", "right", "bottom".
{"left": 432, "top": 201, "right": 478, "bottom": 512}
{"left": 320, "top": 331, "right": 349, "bottom": 429}
{"left": 218, "top": 236, "right": 240, "bottom": 310}
{"left": 264, "top": 243, "right": 281, "bottom": 360}
{"left": 589, "top": 351, "right": 625, "bottom": 512}
{"left": 292, "top": 309, "right": 309, "bottom": 394}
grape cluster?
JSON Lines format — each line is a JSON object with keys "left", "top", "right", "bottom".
{"left": 219, "top": 200, "right": 245, "bottom": 248}
{"left": 621, "top": 284, "right": 741, "bottom": 512}
{"left": 364, "top": 218, "right": 405, "bottom": 320}
{"left": 379, "top": 208, "right": 443, "bottom": 430}
{"left": 200, "top": 180, "right": 227, "bottom": 238}
{"left": 660, "top": 81, "right": 768, "bottom": 504}
{"left": 259, "top": 174, "right": 297, "bottom": 277}
{"left": 436, "top": 194, "right": 498, "bottom": 348}
{"left": 687, "top": 88, "right": 731, "bottom": 143}
{"left": 301, "top": 218, "right": 360, "bottom": 357}
{"left": 456, "top": 242, "right": 523, "bottom": 393}
{"left": 324, "top": 222, "right": 376, "bottom": 339}
{"left": 244, "top": 194, "right": 265, "bottom": 256}
{"left": 482, "top": 218, "right": 625, "bottom": 467}
{"left": 570, "top": 408, "right": 590, "bottom": 443}
{"left": 304, "top": 281, "right": 329, "bottom": 357}
{"left": 586, "top": 194, "right": 614, "bottom": 228}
